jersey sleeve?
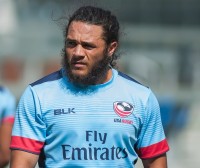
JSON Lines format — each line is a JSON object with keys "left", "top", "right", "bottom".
{"left": 1, "top": 88, "right": 16, "bottom": 124}
{"left": 10, "top": 86, "right": 45, "bottom": 154}
{"left": 136, "top": 91, "right": 169, "bottom": 159}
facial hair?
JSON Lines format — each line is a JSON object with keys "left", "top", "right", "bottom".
{"left": 62, "top": 49, "right": 112, "bottom": 87}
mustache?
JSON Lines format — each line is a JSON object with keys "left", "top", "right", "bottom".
{"left": 70, "top": 55, "right": 87, "bottom": 64}
{"left": 71, "top": 59, "right": 87, "bottom": 65}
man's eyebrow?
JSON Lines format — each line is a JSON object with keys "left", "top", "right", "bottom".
{"left": 81, "top": 41, "right": 96, "bottom": 46}
{"left": 66, "top": 38, "right": 75, "bottom": 41}
{"left": 66, "top": 38, "right": 96, "bottom": 46}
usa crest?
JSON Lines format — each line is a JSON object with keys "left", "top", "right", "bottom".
{"left": 113, "top": 101, "right": 134, "bottom": 118}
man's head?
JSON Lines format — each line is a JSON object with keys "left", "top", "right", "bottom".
{"left": 62, "top": 6, "right": 120, "bottom": 86}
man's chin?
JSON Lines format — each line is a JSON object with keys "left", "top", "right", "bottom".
{"left": 70, "top": 71, "right": 88, "bottom": 80}
{"left": 68, "top": 72, "right": 89, "bottom": 85}
{"left": 71, "top": 69, "right": 87, "bottom": 77}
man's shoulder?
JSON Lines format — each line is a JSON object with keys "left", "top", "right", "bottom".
{"left": 117, "top": 71, "right": 149, "bottom": 90}
{"left": 0, "top": 86, "right": 12, "bottom": 96}
{"left": 116, "top": 70, "right": 152, "bottom": 101}
{"left": 0, "top": 85, "right": 5, "bottom": 92}
{"left": 30, "top": 69, "right": 62, "bottom": 87}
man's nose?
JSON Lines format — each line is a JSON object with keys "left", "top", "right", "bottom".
{"left": 73, "top": 45, "right": 84, "bottom": 57}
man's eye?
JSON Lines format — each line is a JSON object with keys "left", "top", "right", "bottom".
{"left": 66, "top": 41, "right": 76, "bottom": 47}
{"left": 82, "top": 44, "right": 94, "bottom": 50}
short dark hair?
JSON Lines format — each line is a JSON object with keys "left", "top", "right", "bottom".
{"left": 63, "top": 6, "right": 120, "bottom": 67}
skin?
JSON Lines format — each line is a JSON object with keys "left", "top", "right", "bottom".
{"left": 10, "top": 150, "right": 38, "bottom": 168}
{"left": 10, "top": 21, "right": 168, "bottom": 168}
{"left": 65, "top": 21, "right": 118, "bottom": 85}
{"left": 142, "top": 153, "right": 168, "bottom": 168}
{"left": 0, "top": 122, "right": 13, "bottom": 168}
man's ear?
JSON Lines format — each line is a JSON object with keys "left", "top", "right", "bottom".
{"left": 108, "top": 41, "right": 118, "bottom": 56}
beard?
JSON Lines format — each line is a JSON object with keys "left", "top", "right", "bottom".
{"left": 62, "top": 50, "right": 112, "bottom": 87}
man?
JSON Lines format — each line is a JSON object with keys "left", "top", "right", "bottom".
{"left": 0, "top": 86, "right": 15, "bottom": 168}
{"left": 10, "top": 6, "right": 169, "bottom": 168}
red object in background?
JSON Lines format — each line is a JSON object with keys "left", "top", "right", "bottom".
{"left": 0, "top": 57, "right": 24, "bottom": 82}
{"left": 43, "top": 59, "right": 61, "bottom": 76}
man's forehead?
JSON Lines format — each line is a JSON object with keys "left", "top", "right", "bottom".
{"left": 67, "top": 21, "right": 104, "bottom": 39}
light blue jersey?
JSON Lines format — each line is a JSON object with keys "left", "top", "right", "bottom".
{"left": 0, "top": 86, "right": 15, "bottom": 124}
{"left": 11, "top": 68, "right": 169, "bottom": 167}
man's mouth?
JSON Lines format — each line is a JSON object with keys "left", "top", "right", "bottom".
{"left": 71, "top": 61, "right": 87, "bottom": 69}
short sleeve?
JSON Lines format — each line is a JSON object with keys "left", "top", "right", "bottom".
{"left": 136, "top": 91, "right": 169, "bottom": 159}
{"left": 10, "top": 86, "right": 45, "bottom": 154}
{"left": 0, "top": 88, "right": 16, "bottom": 124}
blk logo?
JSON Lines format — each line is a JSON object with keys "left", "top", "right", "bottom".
{"left": 54, "top": 108, "right": 75, "bottom": 115}
{"left": 113, "top": 101, "right": 134, "bottom": 118}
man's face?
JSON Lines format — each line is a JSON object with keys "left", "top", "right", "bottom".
{"left": 63, "top": 21, "right": 114, "bottom": 86}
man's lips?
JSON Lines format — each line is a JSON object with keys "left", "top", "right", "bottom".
{"left": 71, "top": 61, "right": 87, "bottom": 68}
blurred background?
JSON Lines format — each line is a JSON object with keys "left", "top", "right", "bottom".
{"left": 0, "top": 0, "right": 200, "bottom": 167}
